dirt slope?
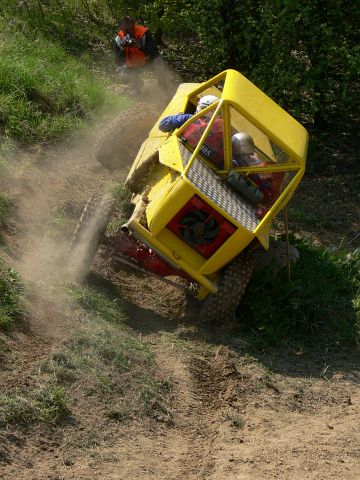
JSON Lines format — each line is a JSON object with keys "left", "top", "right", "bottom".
{"left": 1, "top": 90, "right": 360, "bottom": 479}
{"left": 3, "top": 317, "right": 360, "bottom": 479}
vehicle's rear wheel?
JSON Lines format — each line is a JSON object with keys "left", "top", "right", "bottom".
{"left": 94, "top": 103, "right": 157, "bottom": 170}
{"left": 69, "top": 193, "right": 114, "bottom": 282}
{"left": 200, "top": 253, "right": 254, "bottom": 324}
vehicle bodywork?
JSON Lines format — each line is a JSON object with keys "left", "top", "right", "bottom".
{"left": 123, "top": 69, "right": 308, "bottom": 300}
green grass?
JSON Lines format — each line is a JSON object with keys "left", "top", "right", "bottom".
{"left": 107, "top": 182, "right": 133, "bottom": 234}
{"left": 288, "top": 206, "right": 338, "bottom": 230}
{"left": 0, "top": 17, "right": 125, "bottom": 149}
{"left": 60, "top": 285, "right": 172, "bottom": 421}
{"left": 241, "top": 240, "right": 360, "bottom": 346}
{"left": 0, "top": 386, "right": 68, "bottom": 427}
{"left": 67, "top": 284, "right": 125, "bottom": 324}
{"left": 1, "top": 284, "right": 171, "bottom": 428}
{"left": 0, "top": 194, "right": 11, "bottom": 228}
{"left": 288, "top": 207, "right": 318, "bottom": 226}
{"left": 2, "top": 1, "right": 112, "bottom": 57}
{"left": 0, "top": 262, "right": 23, "bottom": 331}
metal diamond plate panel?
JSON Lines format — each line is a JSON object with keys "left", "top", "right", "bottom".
{"left": 180, "top": 143, "right": 192, "bottom": 166}
{"left": 180, "top": 143, "right": 259, "bottom": 231}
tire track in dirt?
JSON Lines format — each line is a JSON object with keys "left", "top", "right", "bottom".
{"left": 149, "top": 342, "right": 224, "bottom": 480}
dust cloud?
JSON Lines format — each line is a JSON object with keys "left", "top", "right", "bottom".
{"left": 0, "top": 60, "right": 179, "bottom": 340}
{"left": 1, "top": 128, "right": 114, "bottom": 338}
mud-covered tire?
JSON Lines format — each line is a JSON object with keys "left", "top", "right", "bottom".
{"left": 200, "top": 253, "right": 254, "bottom": 324}
{"left": 94, "top": 103, "right": 157, "bottom": 170}
{"left": 69, "top": 193, "right": 114, "bottom": 282}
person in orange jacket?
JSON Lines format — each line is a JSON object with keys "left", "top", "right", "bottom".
{"left": 114, "top": 16, "right": 159, "bottom": 89}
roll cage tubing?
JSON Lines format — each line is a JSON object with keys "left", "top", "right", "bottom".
{"left": 175, "top": 68, "right": 304, "bottom": 170}
{"left": 176, "top": 99, "right": 304, "bottom": 231}
{"left": 177, "top": 99, "right": 224, "bottom": 176}
{"left": 176, "top": 98, "right": 302, "bottom": 176}
{"left": 173, "top": 69, "right": 305, "bottom": 229}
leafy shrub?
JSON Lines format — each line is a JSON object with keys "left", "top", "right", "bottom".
{"left": 3, "top": 0, "right": 357, "bottom": 125}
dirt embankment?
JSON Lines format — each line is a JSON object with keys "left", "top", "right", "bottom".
{"left": 3, "top": 316, "right": 360, "bottom": 479}
{"left": 1, "top": 81, "right": 360, "bottom": 479}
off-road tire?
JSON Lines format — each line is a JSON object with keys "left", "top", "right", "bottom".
{"left": 200, "top": 253, "right": 254, "bottom": 324}
{"left": 94, "top": 103, "right": 157, "bottom": 170}
{"left": 252, "top": 239, "right": 300, "bottom": 272}
{"left": 69, "top": 193, "right": 114, "bottom": 282}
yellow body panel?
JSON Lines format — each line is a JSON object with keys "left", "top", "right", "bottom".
{"left": 159, "top": 136, "right": 184, "bottom": 173}
{"left": 146, "top": 174, "right": 192, "bottom": 235}
{"left": 128, "top": 219, "right": 218, "bottom": 294}
{"left": 223, "top": 70, "right": 309, "bottom": 163}
{"left": 126, "top": 137, "right": 163, "bottom": 182}
{"left": 157, "top": 228, "right": 205, "bottom": 271}
{"left": 146, "top": 165, "right": 174, "bottom": 205}
{"left": 198, "top": 225, "right": 253, "bottom": 275}
{"left": 127, "top": 69, "right": 308, "bottom": 298}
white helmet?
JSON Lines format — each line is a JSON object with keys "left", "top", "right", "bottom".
{"left": 196, "top": 95, "right": 219, "bottom": 113}
{"left": 232, "top": 132, "right": 255, "bottom": 156}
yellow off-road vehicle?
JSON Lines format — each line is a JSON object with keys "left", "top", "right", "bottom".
{"left": 71, "top": 69, "right": 308, "bottom": 322}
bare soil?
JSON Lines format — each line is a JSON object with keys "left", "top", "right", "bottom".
{"left": 1, "top": 93, "right": 360, "bottom": 479}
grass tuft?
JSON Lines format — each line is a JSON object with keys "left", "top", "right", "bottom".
{"left": 225, "top": 408, "right": 245, "bottom": 428}
{"left": 241, "top": 240, "right": 360, "bottom": 346}
{"left": 36, "top": 386, "right": 69, "bottom": 423}
{"left": 107, "top": 182, "right": 133, "bottom": 234}
{"left": 0, "top": 18, "right": 126, "bottom": 147}
{"left": 0, "top": 194, "right": 11, "bottom": 227}
{"left": 0, "top": 262, "right": 23, "bottom": 331}
{"left": 0, "top": 386, "right": 68, "bottom": 427}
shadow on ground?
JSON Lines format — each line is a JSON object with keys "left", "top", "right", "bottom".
{"left": 87, "top": 238, "right": 359, "bottom": 382}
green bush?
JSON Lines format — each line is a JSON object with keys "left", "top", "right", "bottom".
{"left": 3, "top": 0, "right": 357, "bottom": 125}
{"left": 155, "top": 0, "right": 358, "bottom": 124}
{"left": 241, "top": 1, "right": 359, "bottom": 124}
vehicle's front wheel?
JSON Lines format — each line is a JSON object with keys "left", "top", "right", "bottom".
{"left": 68, "top": 193, "right": 114, "bottom": 282}
{"left": 200, "top": 253, "right": 254, "bottom": 324}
